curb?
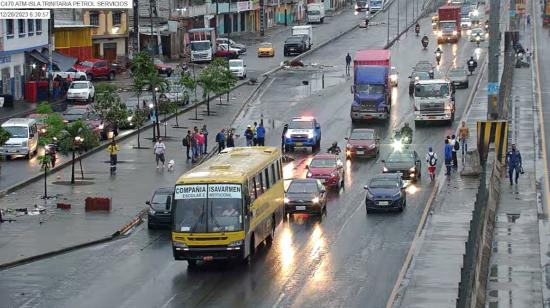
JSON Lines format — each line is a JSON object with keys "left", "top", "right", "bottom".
{"left": 0, "top": 81, "right": 250, "bottom": 198}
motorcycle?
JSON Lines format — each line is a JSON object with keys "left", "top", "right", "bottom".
{"left": 327, "top": 147, "right": 342, "bottom": 155}
{"left": 435, "top": 51, "right": 442, "bottom": 65}
{"left": 475, "top": 35, "right": 481, "bottom": 46}
{"left": 44, "top": 143, "right": 57, "bottom": 168}
{"left": 421, "top": 38, "right": 429, "bottom": 49}
{"left": 415, "top": 25, "right": 420, "bottom": 36}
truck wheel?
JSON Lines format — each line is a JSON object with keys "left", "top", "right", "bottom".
{"left": 108, "top": 72, "right": 115, "bottom": 81}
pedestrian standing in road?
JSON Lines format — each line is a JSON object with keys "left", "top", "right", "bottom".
{"left": 154, "top": 138, "right": 166, "bottom": 169}
{"left": 197, "top": 131, "right": 205, "bottom": 155}
{"left": 226, "top": 130, "right": 235, "bottom": 148}
{"left": 506, "top": 143, "right": 523, "bottom": 185}
{"left": 191, "top": 132, "right": 199, "bottom": 163}
{"left": 345, "top": 53, "right": 352, "bottom": 76}
{"left": 252, "top": 122, "right": 258, "bottom": 146}
{"left": 216, "top": 129, "right": 226, "bottom": 153}
{"left": 245, "top": 125, "right": 254, "bottom": 146}
{"left": 256, "top": 123, "right": 266, "bottom": 146}
{"left": 458, "top": 121, "right": 469, "bottom": 157}
{"left": 183, "top": 130, "right": 192, "bottom": 160}
{"left": 444, "top": 139, "right": 453, "bottom": 176}
{"left": 282, "top": 123, "right": 288, "bottom": 153}
{"left": 200, "top": 124, "right": 209, "bottom": 154}
{"left": 426, "top": 147, "right": 438, "bottom": 181}
{"left": 107, "top": 139, "right": 119, "bottom": 175}
{"left": 451, "top": 134, "right": 459, "bottom": 167}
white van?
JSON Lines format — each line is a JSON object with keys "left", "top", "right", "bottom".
{"left": 0, "top": 118, "right": 39, "bottom": 159}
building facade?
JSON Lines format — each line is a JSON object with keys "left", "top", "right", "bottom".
{"left": 83, "top": 10, "right": 129, "bottom": 62}
{"left": 0, "top": 19, "right": 48, "bottom": 100}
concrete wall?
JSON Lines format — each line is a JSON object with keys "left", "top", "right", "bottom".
{"left": 2, "top": 20, "right": 48, "bottom": 52}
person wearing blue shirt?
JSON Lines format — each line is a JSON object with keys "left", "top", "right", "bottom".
{"left": 506, "top": 143, "right": 523, "bottom": 185}
{"left": 215, "top": 129, "right": 226, "bottom": 153}
{"left": 444, "top": 138, "right": 453, "bottom": 175}
{"left": 256, "top": 123, "right": 266, "bottom": 146}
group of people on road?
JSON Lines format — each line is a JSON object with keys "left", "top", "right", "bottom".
{"left": 215, "top": 128, "right": 236, "bottom": 153}
{"left": 181, "top": 125, "right": 209, "bottom": 163}
{"left": 243, "top": 121, "right": 266, "bottom": 147}
{"left": 424, "top": 121, "right": 471, "bottom": 180}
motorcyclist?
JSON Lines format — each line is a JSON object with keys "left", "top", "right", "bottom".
{"left": 400, "top": 122, "right": 413, "bottom": 143}
{"left": 435, "top": 47, "right": 443, "bottom": 64}
{"left": 44, "top": 140, "right": 57, "bottom": 168}
{"left": 421, "top": 35, "right": 429, "bottom": 49}
{"left": 467, "top": 56, "right": 478, "bottom": 75}
{"left": 415, "top": 23, "right": 420, "bottom": 36}
{"left": 327, "top": 141, "right": 341, "bottom": 155}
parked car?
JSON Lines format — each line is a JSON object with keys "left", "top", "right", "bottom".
{"left": 229, "top": 59, "right": 247, "bottom": 79}
{"left": 216, "top": 38, "right": 247, "bottom": 54}
{"left": 306, "top": 153, "right": 345, "bottom": 190}
{"left": 381, "top": 149, "right": 421, "bottom": 182}
{"left": 284, "top": 179, "right": 327, "bottom": 216}
{"left": 66, "top": 81, "right": 95, "bottom": 103}
{"left": 284, "top": 35, "right": 308, "bottom": 56}
{"left": 215, "top": 43, "right": 239, "bottom": 59}
{"left": 364, "top": 173, "right": 406, "bottom": 213}
{"left": 408, "top": 71, "right": 431, "bottom": 95}
{"left": 345, "top": 128, "right": 380, "bottom": 159}
{"left": 257, "top": 42, "right": 275, "bottom": 57}
{"left": 153, "top": 58, "right": 173, "bottom": 77}
{"left": 73, "top": 59, "right": 116, "bottom": 81}
{"left": 147, "top": 187, "right": 174, "bottom": 229}
{"left": 53, "top": 68, "right": 87, "bottom": 80}
{"left": 62, "top": 105, "right": 98, "bottom": 123}
{"left": 447, "top": 67, "right": 469, "bottom": 88}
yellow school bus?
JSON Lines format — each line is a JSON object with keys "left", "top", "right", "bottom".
{"left": 171, "top": 146, "right": 284, "bottom": 266}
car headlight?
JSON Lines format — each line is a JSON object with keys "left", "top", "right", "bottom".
{"left": 307, "top": 171, "right": 312, "bottom": 177}
{"left": 453, "top": 30, "right": 457, "bottom": 35}
{"left": 307, "top": 131, "right": 314, "bottom": 139}
{"left": 284, "top": 197, "right": 290, "bottom": 204}
{"left": 369, "top": 144, "right": 376, "bottom": 149}
{"left": 390, "top": 75, "right": 398, "bottom": 81}
{"left": 285, "top": 132, "right": 292, "bottom": 138}
{"left": 393, "top": 192, "right": 401, "bottom": 198}
{"left": 445, "top": 102, "right": 454, "bottom": 111}
{"left": 437, "top": 31, "right": 443, "bottom": 37}
{"left": 383, "top": 166, "right": 388, "bottom": 172}
{"left": 312, "top": 197, "right": 320, "bottom": 204}
{"left": 346, "top": 144, "right": 352, "bottom": 149}
{"left": 355, "top": 4, "right": 358, "bottom": 8}
{"left": 228, "top": 240, "right": 243, "bottom": 247}
{"left": 173, "top": 241, "right": 188, "bottom": 248}
{"left": 415, "top": 76, "right": 420, "bottom": 81}
{"left": 409, "top": 166, "right": 416, "bottom": 172}
{"left": 476, "top": 36, "right": 480, "bottom": 41}
{"left": 330, "top": 172, "right": 338, "bottom": 177}
{"left": 149, "top": 208, "right": 156, "bottom": 215}
{"left": 365, "top": 190, "right": 374, "bottom": 200}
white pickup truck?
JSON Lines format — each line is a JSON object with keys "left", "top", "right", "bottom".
{"left": 53, "top": 68, "right": 87, "bottom": 80}
{"left": 413, "top": 79, "right": 455, "bottom": 124}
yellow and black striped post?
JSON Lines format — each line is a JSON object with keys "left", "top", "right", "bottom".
{"left": 477, "top": 120, "right": 509, "bottom": 163}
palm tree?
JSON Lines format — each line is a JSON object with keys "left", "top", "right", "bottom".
{"left": 57, "top": 121, "right": 99, "bottom": 184}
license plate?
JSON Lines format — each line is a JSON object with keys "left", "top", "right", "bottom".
{"left": 296, "top": 206, "right": 306, "bottom": 211}
{"left": 357, "top": 150, "right": 364, "bottom": 155}
{"left": 203, "top": 256, "right": 213, "bottom": 261}
{"left": 429, "top": 116, "right": 436, "bottom": 119}
{"left": 378, "top": 201, "right": 390, "bottom": 206}
{"left": 295, "top": 142, "right": 303, "bottom": 146}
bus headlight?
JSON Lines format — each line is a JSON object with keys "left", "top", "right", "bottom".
{"left": 228, "top": 240, "right": 243, "bottom": 247}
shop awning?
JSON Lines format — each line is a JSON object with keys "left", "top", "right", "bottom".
{"left": 28, "top": 51, "right": 49, "bottom": 64}
{"left": 42, "top": 51, "right": 78, "bottom": 71}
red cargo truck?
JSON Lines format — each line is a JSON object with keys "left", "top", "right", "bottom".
{"left": 437, "top": 5, "right": 461, "bottom": 44}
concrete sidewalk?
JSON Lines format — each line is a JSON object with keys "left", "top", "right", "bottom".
{"left": 484, "top": 11, "right": 545, "bottom": 307}
{"left": 0, "top": 82, "right": 258, "bottom": 267}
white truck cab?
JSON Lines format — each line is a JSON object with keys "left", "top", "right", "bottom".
{"left": 229, "top": 59, "right": 247, "bottom": 79}
{"left": 307, "top": 3, "right": 325, "bottom": 23}
{"left": 413, "top": 79, "right": 455, "bottom": 124}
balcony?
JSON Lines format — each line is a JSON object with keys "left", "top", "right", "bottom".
{"left": 174, "top": 0, "right": 258, "bottom": 18}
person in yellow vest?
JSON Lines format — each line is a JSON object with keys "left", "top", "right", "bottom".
{"left": 107, "top": 139, "right": 119, "bottom": 174}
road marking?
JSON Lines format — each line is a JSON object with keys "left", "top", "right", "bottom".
{"left": 532, "top": 0, "right": 550, "bottom": 219}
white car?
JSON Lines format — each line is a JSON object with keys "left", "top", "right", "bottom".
{"left": 216, "top": 38, "right": 247, "bottom": 54}
{"left": 229, "top": 59, "right": 247, "bottom": 79}
{"left": 66, "top": 81, "right": 95, "bottom": 103}
{"left": 461, "top": 17, "right": 472, "bottom": 29}
{"left": 469, "top": 27, "right": 487, "bottom": 42}
{"left": 53, "top": 68, "right": 87, "bottom": 80}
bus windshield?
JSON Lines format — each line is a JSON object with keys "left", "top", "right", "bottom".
{"left": 173, "top": 184, "right": 243, "bottom": 233}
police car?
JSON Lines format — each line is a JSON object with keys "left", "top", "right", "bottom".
{"left": 284, "top": 117, "right": 322, "bottom": 152}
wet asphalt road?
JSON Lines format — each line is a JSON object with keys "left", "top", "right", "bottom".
{"left": 0, "top": 8, "right": 488, "bottom": 308}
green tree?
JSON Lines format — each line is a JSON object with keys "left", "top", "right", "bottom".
{"left": 36, "top": 101, "right": 53, "bottom": 114}
{"left": 210, "top": 58, "right": 238, "bottom": 104}
{"left": 0, "top": 127, "right": 10, "bottom": 146}
{"left": 197, "top": 66, "right": 216, "bottom": 116}
{"left": 39, "top": 113, "right": 65, "bottom": 146}
{"left": 94, "top": 83, "right": 128, "bottom": 133}
{"left": 57, "top": 120, "right": 99, "bottom": 184}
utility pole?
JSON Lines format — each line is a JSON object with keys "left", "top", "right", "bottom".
{"left": 48, "top": 9, "right": 54, "bottom": 104}
{"left": 487, "top": 0, "right": 501, "bottom": 119}
{"left": 387, "top": 5, "right": 390, "bottom": 45}
{"left": 405, "top": 0, "right": 408, "bottom": 29}
{"left": 260, "top": 0, "right": 265, "bottom": 36}
{"left": 149, "top": 0, "right": 155, "bottom": 56}
{"left": 397, "top": 0, "right": 400, "bottom": 36}
{"left": 133, "top": 0, "right": 140, "bottom": 55}
{"left": 215, "top": 0, "right": 219, "bottom": 35}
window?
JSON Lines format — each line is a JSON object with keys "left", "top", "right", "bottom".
{"left": 35, "top": 20, "right": 42, "bottom": 34}
{"left": 18, "top": 19, "right": 25, "bottom": 37}
{"left": 112, "top": 12, "right": 121, "bottom": 25}
{"left": 276, "top": 160, "right": 282, "bottom": 181}
{"left": 6, "top": 20, "right": 14, "bottom": 38}
{"left": 248, "top": 179, "right": 256, "bottom": 201}
{"left": 27, "top": 19, "right": 34, "bottom": 36}
{"left": 264, "top": 169, "right": 270, "bottom": 190}
{"left": 89, "top": 12, "right": 99, "bottom": 26}
{"left": 270, "top": 163, "right": 277, "bottom": 184}
{"left": 255, "top": 174, "right": 263, "bottom": 197}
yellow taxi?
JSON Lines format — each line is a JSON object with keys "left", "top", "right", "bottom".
{"left": 257, "top": 42, "right": 275, "bottom": 57}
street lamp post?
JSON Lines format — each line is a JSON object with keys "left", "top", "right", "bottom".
{"left": 149, "top": 102, "right": 156, "bottom": 141}
{"left": 387, "top": 5, "right": 390, "bottom": 45}
{"left": 71, "top": 136, "right": 82, "bottom": 184}
{"left": 153, "top": 87, "right": 161, "bottom": 140}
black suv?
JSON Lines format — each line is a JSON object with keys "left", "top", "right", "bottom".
{"left": 284, "top": 35, "right": 308, "bottom": 56}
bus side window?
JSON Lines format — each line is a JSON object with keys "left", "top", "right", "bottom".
{"left": 276, "top": 160, "right": 282, "bottom": 181}
{"left": 255, "top": 174, "right": 263, "bottom": 197}
{"left": 249, "top": 178, "right": 257, "bottom": 202}
{"left": 264, "top": 168, "right": 270, "bottom": 190}
{"left": 271, "top": 163, "right": 277, "bottom": 183}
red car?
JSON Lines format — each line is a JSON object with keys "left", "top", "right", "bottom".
{"left": 73, "top": 59, "right": 116, "bottom": 81}
{"left": 345, "top": 128, "right": 380, "bottom": 159}
{"left": 153, "top": 58, "right": 173, "bottom": 77}
{"left": 306, "top": 153, "right": 345, "bottom": 190}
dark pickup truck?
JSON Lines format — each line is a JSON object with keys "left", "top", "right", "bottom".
{"left": 284, "top": 35, "right": 309, "bottom": 57}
